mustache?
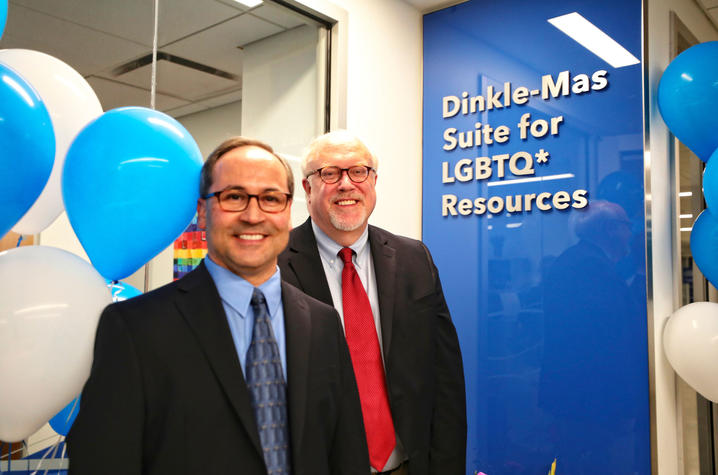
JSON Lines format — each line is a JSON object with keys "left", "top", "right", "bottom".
{"left": 332, "top": 193, "right": 362, "bottom": 202}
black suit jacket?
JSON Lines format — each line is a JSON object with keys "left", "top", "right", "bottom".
{"left": 67, "top": 262, "right": 368, "bottom": 475}
{"left": 278, "top": 219, "right": 466, "bottom": 475}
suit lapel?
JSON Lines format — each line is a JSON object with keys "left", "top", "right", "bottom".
{"left": 175, "top": 263, "right": 264, "bottom": 458}
{"left": 285, "top": 219, "right": 334, "bottom": 306}
{"left": 368, "top": 226, "right": 397, "bottom": 362}
{"left": 282, "top": 282, "right": 311, "bottom": 466}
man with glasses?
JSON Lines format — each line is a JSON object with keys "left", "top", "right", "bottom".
{"left": 68, "top": 136, "right": 368, "bottom": 475}
{"left": 279, "top": 131, "right": 466, "bottom": 475}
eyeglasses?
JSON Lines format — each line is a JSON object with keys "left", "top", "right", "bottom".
{"left": 306, "top": 165, "right": 374, "bottom": 184}
{"left": 203, "top": 186, "right": 291, "bottom": 213}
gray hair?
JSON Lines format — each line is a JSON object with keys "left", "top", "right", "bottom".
{"left": 300, "top": 130, "right": 378, "bottom": 177}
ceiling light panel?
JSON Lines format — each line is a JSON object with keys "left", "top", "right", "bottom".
{"left": 548, "top": 12, "right": 640, "bottom": 68}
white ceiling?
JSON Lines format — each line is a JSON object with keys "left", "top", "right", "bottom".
{"left": 402, "top": 0, "right": 467, "bottom": 13}
{"left": 696, "top": 0, "right": 718, "bottom": 30}
{"left": 0, "top": 0, "right": 309, "bottom": 117}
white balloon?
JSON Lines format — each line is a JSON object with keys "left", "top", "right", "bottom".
{"left": 0, "top": 49, "right": 103, "bottom": 234}
{"left": 0, "top": 246, "right": 111, "bottom": 442}
{"left": 664, "top": 301, "right": 718, "bottom": 402}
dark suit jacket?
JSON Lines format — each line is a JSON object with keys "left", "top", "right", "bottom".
{"left": 66, "top": 262, "right": 368, "bottom": 475}
{"left": 278, "top": 219, "right": 466, "bottom": 475}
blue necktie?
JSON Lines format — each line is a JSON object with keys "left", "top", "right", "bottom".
{"left": 246, "top": 289, "right": 291, "bottom": 474}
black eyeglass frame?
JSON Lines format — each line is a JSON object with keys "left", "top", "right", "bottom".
{"left": 202, "top": 186, "right": 292, "bottom": 213}
{"left": 305, "top": 165, "right": 375, "bottom": 184}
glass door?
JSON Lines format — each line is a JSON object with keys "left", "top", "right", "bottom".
{"left": 673, "top": 12, "right": 718, "bottom": 475}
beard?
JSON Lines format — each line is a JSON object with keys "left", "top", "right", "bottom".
{"left": 328, "top": 207, "right": 366, "bottom": 231}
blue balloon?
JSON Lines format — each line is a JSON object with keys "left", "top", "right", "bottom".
{"left": 0, "top": 0, "right": 6, "bottom": 40}
{"left": 62, "top": 107, "right": 202, "bottom": 280}
{"left": 691, "top": 210, "right": 718, "bottom": 287}
{"left": 49, "top": 396, "right": 80, "bottom": 436}
{"left": 658, "top": 41, "right": 718, "bottom": 162}
{"left": 0, "top": 62, "right": 55, "bottom": 237}
{"left": 105, "top": 279, "right": 143, "bottom": 302}
{"left": 703, "top": 148, "right": 718, "bottom": 214}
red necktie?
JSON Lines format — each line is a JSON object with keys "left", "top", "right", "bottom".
{"left": 339, "top": 247, "right": 396, "bottom": 470}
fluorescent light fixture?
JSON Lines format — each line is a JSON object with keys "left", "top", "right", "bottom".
{"left": 548, "top": 12, "right": 640, "bottom": 68}
{"left": 680, "top": 213, "right": 694, "bottom": 219}
{"left": 680, "top": 227, "right": 693, "bottom": 232}
{"left": 233, "top": 0, "right": 263, "bottom": 7}
{"left": 679, "top": 191, "right": 693, "bottom": 197}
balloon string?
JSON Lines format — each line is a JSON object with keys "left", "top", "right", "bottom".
{"left": 42, "top": 439, "right": 56, "bottom": 475}
{"left": 59, "top": 440, "right": 66, "bottom": 465}
{"left": 108, "top": 280, "right": 124, "bottom": 302}
{"left": 43, "top": 436, "right": 60, "bottom": 475}
{"left": 28, "top": 435, "right": 59, "bottom": 475}
{"left": 65, "top": 397, "right": 79, "bottom": 425}
{"left": 150, "top": 0, "right": 158, "bottom": 111}
{"left": 15, "top": 235, "right": 23, "bottom": 247}
{"left": 144, "top": 0, "right": 159, "bottom": 295}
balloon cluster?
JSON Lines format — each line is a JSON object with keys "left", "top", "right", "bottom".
{"left": 0, "top": 0, "right": 203, "bottom": 442}
{"left": 659, "top": 41, "right": 718, "bottom": 402}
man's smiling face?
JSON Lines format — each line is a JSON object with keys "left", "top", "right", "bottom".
{"left": 197, "top": 145, "right": 291, "bottom": 285}
{"left": 303, "top": 139, "right": 377, "bottom": 246}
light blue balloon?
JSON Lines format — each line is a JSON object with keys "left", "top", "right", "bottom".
{"left": 691, "top": 210, "right": 718, "bottom": 287}
{"left": 0, "top": 61, "right": 55, "bottom": 237}
{"left": 0, "top": 0, "right": 7, "bottom": 40}
{"left": 658, "top": 41, "right": 718, "bottom": 162}
{"left": 62, "top": 107, "right": 202, "bottom": 280}
{"left": 105, "top": 279, "right": 143, "bottom": 302}
{"left": 49, "top": 396, "right": 80, "bottom": 436}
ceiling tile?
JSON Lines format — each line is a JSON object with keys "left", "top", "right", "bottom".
{"left": 106, "top": 61, "right": 240, "bottom": 102}
{"left": 162, "top": 14, "right": 281, "bottom": 74}
{"left": 86, "top": 76, "right": 189, "bottom": 112}
{"left": 201, "top": 89, "right": 243, "bottom": 108}
{"left": 166, "top": 88, "right": 242, "bottom": 119}
{"left": 0, "top": 4, "right": 148, "bottom": 76}
{"left": 2, "top": 0, "right": 309, "bottom": 125}
{"left": 166, "top": 102, "right": 211, "bottom": 119}
{"left": 9, "top": 0, "right": 245, "bottom": 47}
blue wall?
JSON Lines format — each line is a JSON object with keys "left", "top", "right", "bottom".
{"left": 423, "top": 1, "right": 649, "bottom": 473}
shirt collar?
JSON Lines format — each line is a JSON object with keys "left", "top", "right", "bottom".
{"left": 204, "top": 256, "right": 283, "bottom": 319}
{"left": 311, "top": 219, "right": 370, "bottom": 268}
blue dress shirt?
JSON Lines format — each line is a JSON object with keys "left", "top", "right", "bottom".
{"left": 204, "top": 257, "right": 287, "bottom": 381}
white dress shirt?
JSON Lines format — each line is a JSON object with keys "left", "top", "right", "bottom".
{"left": 311, "top": 220, "right": 406, "bottom": 472}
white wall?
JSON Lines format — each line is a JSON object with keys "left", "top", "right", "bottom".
{"left": 241, "top": 24, "right": 322, "bottom": 227}
{"left": 334, "top": 0, "right": 422, "bottom": 239}
{"left": 295, "top": 0, "right": 423, "bottom": 239}
{"left": 646, "top": 1, "right": 718, "bottom": 473}
{"left": 180, "top": 100, "right": 242, "bottom": 159}
{"left": 242, "top": 24, "right": 320, "bottom": 157}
